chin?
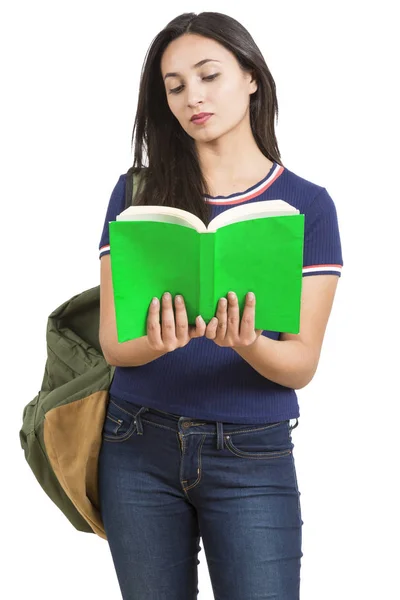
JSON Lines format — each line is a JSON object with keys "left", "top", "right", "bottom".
{"left": 195, "top": 133, "right": 220, "bottom": 144}
{"left": 180, "top": 121, "right": 221, "bottom": 144}
{"left": 192, "top": 127, "right": 224, "bottom": 144}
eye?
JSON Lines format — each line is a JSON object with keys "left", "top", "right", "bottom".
{"left": 168, "top": 73, "right": 220, "bottom": 95}
{"left": 169, "top": 85, "right": 184, "bottom": 95}
{"left": 203, "top": 73, "right": 219, "bottom": 82}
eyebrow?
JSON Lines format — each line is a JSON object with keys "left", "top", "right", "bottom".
{"left": 163, "top": 59, "right": 221, "bottom": 81}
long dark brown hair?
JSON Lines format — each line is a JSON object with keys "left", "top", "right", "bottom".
{"left": 128, "top": 12, "right": 282, "bottom": 227}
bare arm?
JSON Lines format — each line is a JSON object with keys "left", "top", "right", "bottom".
{"left": 233, "top": 275, "right": 340, "bottom": 389}
{"left": 107, "top": 337, "right": 168, "bottom": 368}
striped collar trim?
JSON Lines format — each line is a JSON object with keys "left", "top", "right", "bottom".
{"left": 204, "top": 163, "right": 285, "bottom": 205}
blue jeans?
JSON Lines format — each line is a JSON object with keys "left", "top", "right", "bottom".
{"left": 98, "top": 394, "right": 303, "bottom": 599}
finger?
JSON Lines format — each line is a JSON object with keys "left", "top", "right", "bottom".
{"left": 226, "top": 292, "right": 240, "bottom": 339}
{"left": 161, "top": 292, "right": 176, "bottom": 347}
{"left": 189, "top": 315, "right": 206, "bottom": 338}
{"left": 239, "top": 292, "right": 256, "bottom": 339}
{"left": 205, "top": 317, "right": 218, "bottom": 339}
{"left": 147, "top": 297, "right": 162, "bottom": 347}
{"left": 174, "top": 295, "right": 189, "bottom": 342}
{"left": 214, "top": 297, "right": 228, "bottom": 342}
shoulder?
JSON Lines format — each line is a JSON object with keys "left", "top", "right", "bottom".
{"left": 98, "top": 174, "right": 128, "bottom": 231}
{"left": 107, "top": 173, "right": 128, "bottom": 212}
{"left": 114, "top": 172, "right": 128, "bottom": 192}
{"left": 277, "top": 164, "right": 334, "bottom": 214}
{"left": 107, "top": 166, "right": 149, "bottom": 211}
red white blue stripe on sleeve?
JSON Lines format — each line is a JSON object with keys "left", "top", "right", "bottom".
{"left": 99, "top": 244, "right": 110, "bottom": 257}
{"left": 302, "top": 264, "right": 342, "bottom": 276}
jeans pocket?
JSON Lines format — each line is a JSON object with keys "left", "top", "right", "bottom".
{"left": 102, "top": 398, "right": 137, "bottom": 443}
{"left": 225, "top": 420, "right": 293, "bottom": 460}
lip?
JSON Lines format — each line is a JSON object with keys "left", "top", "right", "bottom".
{"left": 190, "top": 113, "right": 213, "bottom": 124}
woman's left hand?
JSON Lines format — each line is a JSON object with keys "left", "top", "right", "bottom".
{"left": 205, "top": 291, "right": 264, "bottom": 349}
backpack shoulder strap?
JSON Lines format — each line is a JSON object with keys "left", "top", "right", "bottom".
{"left": 124, "top": 168, "right": 134, "bottom": 210}
{"left": 124, "top": 167, "right": 146, "bottom": 210}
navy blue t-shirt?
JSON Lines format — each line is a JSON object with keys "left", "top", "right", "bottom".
{"left": 99, "top": 162, "right": 343, "bottom": 423}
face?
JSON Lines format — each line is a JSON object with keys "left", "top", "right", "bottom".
{"left": 160, "top": 34, "right": 257, "bottom": 143}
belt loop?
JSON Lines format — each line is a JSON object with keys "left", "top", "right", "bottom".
{"left": 216, "top": 422, "right": 224, "bottom": 450}
{"left": 289, "top": 418, "right": 299, "bottom": 432}
{"left": 135, "top": 406, "right": 149, "bottom": 435}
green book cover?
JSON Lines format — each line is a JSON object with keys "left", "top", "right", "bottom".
{"left": 109, "top": 201, "right": 305, "bottom": 343}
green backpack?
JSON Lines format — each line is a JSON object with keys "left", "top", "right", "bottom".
{"left": 19, "top": 167, "right": 143, "bottom": 539}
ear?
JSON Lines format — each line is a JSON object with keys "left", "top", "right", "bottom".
{"left": 249, "top": 70, "right": 258, "bottom": 95}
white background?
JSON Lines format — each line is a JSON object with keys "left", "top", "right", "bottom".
{"left": 2, "top": 0, "right": 399, "bottom": 598}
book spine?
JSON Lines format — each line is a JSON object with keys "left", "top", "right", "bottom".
{"left": 199, "top": 233, "right": 216, "bottom": 321}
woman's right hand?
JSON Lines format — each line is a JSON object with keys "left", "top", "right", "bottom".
{"left": 146, "top": 292, "right": 206, "bottom": 353}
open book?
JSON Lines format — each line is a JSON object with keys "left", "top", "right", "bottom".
{"left": 109, "top": 200, "right": 305, "bottom": 343}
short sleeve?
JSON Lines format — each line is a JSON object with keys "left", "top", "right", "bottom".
{"left": 98, "top": 174, "right": 126, "bottom": 259}
{"left": 302, "top": 187, "right": 343, "bottom": 277}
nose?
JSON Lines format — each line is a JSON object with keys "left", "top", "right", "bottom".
{"left": 186, "top": 81, "right": 205, "bottom": 109}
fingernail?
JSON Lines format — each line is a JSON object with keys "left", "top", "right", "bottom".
{"left": 175, "top": 295, "right": 182, "bottom": 304}
{"left": 164, "top": 292, "right": 171, "bottom": 300}
{"left": 228, "top": 291, "right": 236, "bottom": 299}
{"left": 197, "top": 315, "right": 204, "bottom": 323}
{"left": 152, "top": 297, "right": 158, "bottom": 305}
{"left": 247, "top": 292, "right": 254, "bottom": 301}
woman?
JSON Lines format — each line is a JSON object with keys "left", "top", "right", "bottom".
{"left": 98, "top": 11, "right": 343, "bottom": 600}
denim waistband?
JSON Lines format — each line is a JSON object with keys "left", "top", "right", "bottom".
{"left": 108, "top": 394, "right": 297, "bottom": 451}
